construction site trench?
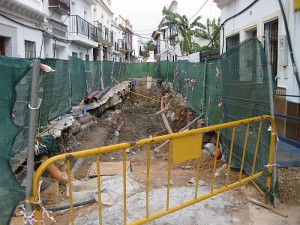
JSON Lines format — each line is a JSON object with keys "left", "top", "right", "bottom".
{"left": 13, "top": 78, "right": 299, "bottom": 225}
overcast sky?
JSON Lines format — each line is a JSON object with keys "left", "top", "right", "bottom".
{"left": 112, "top": 0, "right": 220, "bottom": 36}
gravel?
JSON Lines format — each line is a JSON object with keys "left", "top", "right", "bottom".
{"left": 74, "top": 186, "right": 242, "bottom": 225}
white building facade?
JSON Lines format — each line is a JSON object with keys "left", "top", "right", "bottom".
{"left": 0, "top": 0, "right": 118, "bottom": 61}
{"left": 152, "top": 0, "right": 181, "bottom": 62}
{"left": 92, "top": 0, "right": 113, "bottom": 61}
{"left": 0, "top": 0, "right": 45, "bottom": 58}
{"left": 111, "top": 17, "right": 125, "bottom": 62}
{"left": 214, "top": 0, "right": 300, "bottom": 141}
{"left": 214, "top": 0, "right": 300, "bottom": 101}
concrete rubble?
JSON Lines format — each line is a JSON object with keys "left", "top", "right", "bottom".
{"left": 61, "top": 175, "right": 139, "bottom": 207}
{"left": 39, "top": 81, "right": 130, "bottom": 139}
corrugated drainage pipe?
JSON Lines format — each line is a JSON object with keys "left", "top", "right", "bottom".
{"left": 40, "top": 155, "right": 68, "bottom": 185}
{"left": 84, "top": 91, "right": 99, "bottom": 104}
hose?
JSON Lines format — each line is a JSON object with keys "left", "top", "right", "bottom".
{"left": 206, "top": 0, "right": 259, "bottom": 48}
{"left": 47, "top": 198, "right": 96, "bottom": 212}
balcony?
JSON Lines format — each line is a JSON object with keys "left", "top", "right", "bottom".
{"left": 69, "top": 15, "right": 98, "bottom": 47}
{"left": 48, "top": 0, "right": 70, "bottom": 15}
{"left": 97, "top": 25, "right": 113, "bottom": 47}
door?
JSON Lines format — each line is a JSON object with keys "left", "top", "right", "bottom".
{"left": 0, "top": 36, "right": 5, "bottom": 55}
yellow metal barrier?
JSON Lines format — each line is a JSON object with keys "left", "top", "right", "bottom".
{"left": 32, "top": 115, "right": 276, "bottom": 224}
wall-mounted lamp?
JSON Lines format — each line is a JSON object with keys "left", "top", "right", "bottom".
{"left": 118, "top": 32, "right": 125, "bottom": 43}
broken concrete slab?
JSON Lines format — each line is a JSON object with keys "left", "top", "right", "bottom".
{"left": 88, "top": 161, "right": 131, "bottom": 177}
{"left": 62, "top": 175, "right": 139, "bottom": 206}
{"left": 39, "top": 116, "right": 75, "bottom": 138}
{"left": 72, "top": 81, "right": 130, "bottom": 116}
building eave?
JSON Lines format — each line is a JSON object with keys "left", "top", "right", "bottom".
{"left": 0, "top": 0, "right": 46, "bottom": 22}
{"left": 151, "top": 31, "right": 160, "bottom": 40}
{"left": 213, "top": 0, "right": 233, "bottom": 9}
{"left": 100, "top": 0, "right": 113, "bottom": 15}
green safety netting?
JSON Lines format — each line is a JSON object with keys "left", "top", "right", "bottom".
{"left": 11, "top": 66, "right": 32, "bottom": 169}
{"left": 147, "top": 62, "right": 156, "bottom": 77}
{"left": 186, "top": 62, "right": 205, "bottom": 114}
{"left": 0, "top": 56, "right": 32, "bottom": 225}
{"left": 84, "top": 61, "right": 101, "bottom": 94}
{"left": 102, "top": 61, "right": 114, "bottom": 87}
{"left": 112, "top": 62, "right": 121, "bottom": 82}
{"left": 158, "top": 61, "right": 175, "bottom": 83}
{"left": 70, "top": 57, "right": 86, "bottom": 106}
{"left": 219, "top": 38, "right": 272, "bottom": 191}
{"left": 39, "top": 59, "right": 71, "bottom": 127}
{"left": 125, "top": 63, "right": 156, "bottom": 79}
{"left": 205, "top": 61, "right": 223, "bottom": 125}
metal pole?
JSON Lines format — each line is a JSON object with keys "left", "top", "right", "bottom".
{"left": 25, "top": 59, "right": 41, "bottom": 221}
{"left": 265, "top": 30, "right": 279, "bottom": 207}
{"left": 203, "top": 58, "right": 208, "bottom": 115}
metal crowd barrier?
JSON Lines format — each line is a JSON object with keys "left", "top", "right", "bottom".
{"left": 31, "top": 115, "right": 276, "bottom": 224}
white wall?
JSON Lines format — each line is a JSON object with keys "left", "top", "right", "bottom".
{"left": 92, "top": 1, "right": 113, "bottom": 28}
{"left": 220, "top": 0, "right": 300, "bottom": 102}
{"left": 0, "top": 16, "right": 44, "bottom": 58}
{"left": 17, "top": 0, "right": 44, "bottom": 12}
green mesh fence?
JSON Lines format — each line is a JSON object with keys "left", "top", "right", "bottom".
{"left": 205, "top": 61, "right": 223, "bottom": 125}
{"left": 177, "top": 60, "right": 188, "bottom": 97}
{"left": 113, "top": 62, "right": 122, "bottom": 82}
{"left": 84, "top": 61, "right": 101, "bottom": 94}
{"left": 147, "top": 62, "right": 156, "bottom": 77}
{"left": 39, "top": 59, "right": 71, "bottom": 127}
{"left": 0, "top": 56, "right": 31, "bottom": 225}
{"left": 70, "top": 57, "right": 86, "bottom": 106}
{"left": 219, "top": 38, "right": 272, "bottom": 190}
{"left": 103, "top": 61, "right": 113, "bottom": 87}
{"left": 10, "top": 67, "right": 32, "bottom": 171}
{"left": 125, "top": 63, "right": 156, "bottom": 79}
{"left": 157, "top": 61, "right": 173, "bottom": 81}
{"left": 186, "top": 62, "right": 205, "bottom": 114}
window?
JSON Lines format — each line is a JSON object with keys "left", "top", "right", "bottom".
{"left": 72, "top": 52, "right": 78, "bottom": 58}
{"left": 85, "top": 54, "right": 89, "bottom": 61}
{"left": 25, "top": 41, "right": 36, "bottom": 58}
{"left": 0, "top": 37, "right": 5, "bottom": 55}
{"left": 84, "top": 8, "right": 87, "bottom": 20}
{"left": 244, "top": 27, "right": 257, "bottom": 40}
{"left": 226, "top": 34, "right": 239, "bottom": 51}
{"left": 264, "top": 19, "right": 278, "bottom": 77}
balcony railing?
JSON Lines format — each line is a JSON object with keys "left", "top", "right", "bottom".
{"left": 110, "top": 31, "right": 113, "bottom": 45}
{"left": 95, "top": 24, "right": 113, "bottom": 46}
{"left": 69, "top": 15, "right": 99, "bottom": 42}
{"left": 95, "top": 22, "right": 103, "bottom": 39}
{"left": 48, "top": 0, "right": 70, "bottom": 14}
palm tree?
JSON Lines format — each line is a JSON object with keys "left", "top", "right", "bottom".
{"left": 196, "top": 18, "right": 221, "bottom": 50}
{"left": 142, "top": 40, "right": 155, "bottom": 58}
{"left": 161, "top": 9, "right": 206, "bottom": 56}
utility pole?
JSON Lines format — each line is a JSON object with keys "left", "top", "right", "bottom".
{"left": 25, "top": 59, "right": 41, "bottom": 223}
{"left": 265, "top": 30, "right": 279, "bottom": 208}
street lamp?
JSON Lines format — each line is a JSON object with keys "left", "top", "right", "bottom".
{"left": 117, "top": 32, "right": 126, "bottom": 61}
{"left": 118, "top": 32, "right": 125, "bottom": 46}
